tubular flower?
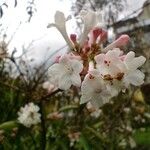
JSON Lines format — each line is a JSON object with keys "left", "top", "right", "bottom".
{"left": 47, "top": 11, "right": 74, "bottom": 49}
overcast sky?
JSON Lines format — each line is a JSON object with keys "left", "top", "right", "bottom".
{"left": 0, "top": 0, "right": 146, "bottom": 63}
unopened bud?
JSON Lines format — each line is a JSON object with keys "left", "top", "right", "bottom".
{"left": 103, "top": 34, "right": 130, "bottom": 52}
{"left": 92, "top": 27, "right": 102, "bottom": 43}
{"left": 70, "top": 34, "right": 77, "bottom": 44}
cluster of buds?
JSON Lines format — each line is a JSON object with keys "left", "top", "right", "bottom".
{"left": 47, "top": 10, "right": 146, "bottom": 108}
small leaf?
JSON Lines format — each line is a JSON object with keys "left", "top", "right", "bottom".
{"left": 0, "top": 121, "right": 18, "bottom": 130}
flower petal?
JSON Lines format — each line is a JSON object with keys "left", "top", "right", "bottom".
{"left": 71, "top": 74, "right": 81, "bottom": 87}
{"left": 124, "top": 51, "right": 146, "bottom": 71}
{"left": 71, "top": 59, "right": 83, "bottom": 73}
{"left": 95, "top": 53, "right": 105, "bottom": 64}
{"left": 124, "top": 70, "right": 145, "bottom": 86}
{"left": 48, "top": 11, "right": 74, "bottom": 49}
{"left": 55, "top": 11, "right": 66, "bottom": 28}
{"left": 58, "top": 74, "right": 72, "bottom": 90}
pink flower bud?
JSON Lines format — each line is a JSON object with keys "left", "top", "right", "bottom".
{"left": 116, "top": 34, "right": 130, "bottom": 47}
{"left": 55, "top": 56, "right": 61, "bottom": 63}
{"left": 103, "top": 34, "right": 130, "bottom": 52}
{"left": 92, "top": 27, "right": 102, "bottom": 43}
{"left": 70, "top": 34, "right": 77, "bottom": 43}
{"left": 99, "top": 29, "right": 107, "bottom": 43}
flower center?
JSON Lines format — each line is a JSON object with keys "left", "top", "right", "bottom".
{"left": 65, "top": 66, "right": 73, "bottom": 74}
{"left": 104, "top": 60, "right": 111, "bottom": 66}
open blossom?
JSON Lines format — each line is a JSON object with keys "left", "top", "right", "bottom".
{"left": 80, "top": 69, "right": 112, "bottom": 108}
{"left": 95, "top": 48, "right": 125, "bottom": 78}
{"left": 95, "top": 49, "right": 146, "bottom": 91}
{"left": 123, "top": 51, "right": 146, "bottom": 87}
{"left": 48, "top": 54, "right": 83, "bottom": 90}
{"left": 18, "top": 103, "right": 41, "bottom": 128}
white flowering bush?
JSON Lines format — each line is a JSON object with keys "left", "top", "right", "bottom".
{"left": 0, "top": 10, "right": 150, "bottom": 150}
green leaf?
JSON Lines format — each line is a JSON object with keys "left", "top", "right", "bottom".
{"left": 133, "top": 128, "right": 150, "bottom": 145}
{"left": 79, "top": 134, "right": 91, "bottom": 150}
{"left": 0, "top": 121, "right": 18, "bottom": 130}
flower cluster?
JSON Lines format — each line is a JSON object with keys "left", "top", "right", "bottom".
{"left": 47, "top": 11, "right": 146, "bottom": 108}
{"left": 18, "top": 103, "right": 41, "bottom": 127}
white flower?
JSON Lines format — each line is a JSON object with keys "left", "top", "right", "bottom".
{"left": 18, "top": 103, "right": 41, "bottom": 128}
{"left": 95, "top": 49, "right": 146, "bottom": 89}
{"left": 95, "top": 48, "right": 125, "bottom": 78}
{"left": 95, "top": 48, "right": 125, "bottom": 96}
{"left": 48, "top": 54, "right": 83, "bottom": 90}
{"left": 79, "top": 10, "right": 103, "bottom": 46}
{"left": 123, "top": 51, "right": 146, "bottom": 87}
{"left": 80, "top": 69, "right": 112, "bottom": 108}
{"left": 47, "top": 11, "right": 74, "bottom": 49}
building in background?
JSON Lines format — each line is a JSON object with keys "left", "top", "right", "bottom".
{"left": 109, "top": 0, "right": 150, "bottom": 82}
{"left": 111, "top": 0, "right": 150, "bottom": 55}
